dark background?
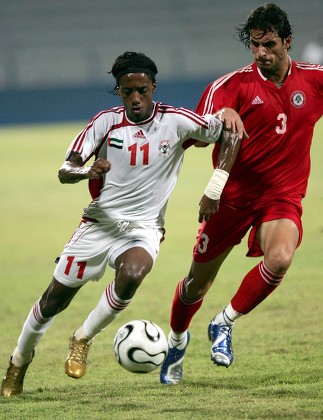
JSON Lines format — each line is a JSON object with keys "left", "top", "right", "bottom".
{"left": 1, "top": 0, "right": 322, "bottom": 125}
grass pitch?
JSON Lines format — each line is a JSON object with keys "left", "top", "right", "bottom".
{"left": 0, "top": 120, "right": 322, "bottom": 419}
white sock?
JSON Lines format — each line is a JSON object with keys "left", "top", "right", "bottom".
{"left": 13, "top": 300, "right": 55, "bottom": 367}
{"left": 11, "top": 347, "right": 34, "bottom": 367}
{"left": 76, "top": 281, "right": 131, "bottom": 341}
{"left": 168, "top": 330, "right": 188, "bottom": 350}
{"left": 213, "top": 303, "right": 242, "bottom": 327}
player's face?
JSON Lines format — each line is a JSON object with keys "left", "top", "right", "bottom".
{"left": 117, "top": 73, "right": 156, "bottom": 123}
{"left": 250, "top": 29, "right": 291, "bottom": 77}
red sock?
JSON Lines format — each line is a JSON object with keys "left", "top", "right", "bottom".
{"left": 231, "top": 261, "right": 285, "bottom": 314}
{"left": 170, "top": 278, "right": 204, "bottom": 332}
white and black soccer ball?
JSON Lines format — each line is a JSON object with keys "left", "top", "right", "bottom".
{"left": 113, "top": 320, "right": 168, "bottom": 373}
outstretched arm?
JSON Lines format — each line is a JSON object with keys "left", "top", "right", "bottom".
{"left": 199, "top": 108, "right": 247, "bottom": 222}
{"left": 58, "top": 151, "right": 111, "bottom": 184}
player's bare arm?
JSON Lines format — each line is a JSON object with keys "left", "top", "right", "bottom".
{"left": 58, "top": 151, "right": 111, "bottom": 184}
{"left": 199, "top": 129, "right": 242, "bottom": 223}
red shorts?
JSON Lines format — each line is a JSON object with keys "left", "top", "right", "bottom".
{"left": 193, "top": 200, "right": 303, "bottom": 262}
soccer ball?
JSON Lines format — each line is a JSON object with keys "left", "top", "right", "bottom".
{"left": 113, "top": 320, "right": 168, "bottom": 373}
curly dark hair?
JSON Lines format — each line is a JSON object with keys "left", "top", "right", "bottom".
{"left": 109, "top": 51, "right": 158, "bottom": 93}
{"left": 235, "top": 3, "right": 293, "bottom": 50}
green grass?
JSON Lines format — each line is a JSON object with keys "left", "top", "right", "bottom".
{"left": 0, "top": 120, "right": 322, "bottom": 419}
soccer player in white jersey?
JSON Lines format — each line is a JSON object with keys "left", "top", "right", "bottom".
{"left": 160, "top": 4, "right": 323, "bottom": 385}
{"left": 1, "top": 51, "right": 245, "bottom": 396}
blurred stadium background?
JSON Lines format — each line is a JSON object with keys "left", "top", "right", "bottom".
{"left": 1, "top": 0, "right": 322, "bottom": 125}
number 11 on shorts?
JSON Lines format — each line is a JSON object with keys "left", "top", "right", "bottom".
{"left": 64, "top": 256, "right": 87, "bottom": 280}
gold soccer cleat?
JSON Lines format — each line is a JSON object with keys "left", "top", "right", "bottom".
{"left": 1, "top": 357, "right": 33, "bottom": 397}
{"left": 64, "top": 335, "right": 92, "bottom": 379}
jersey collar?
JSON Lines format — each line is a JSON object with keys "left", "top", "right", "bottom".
{"left": 256, "top": 56, "right": 292, "bottom": 82}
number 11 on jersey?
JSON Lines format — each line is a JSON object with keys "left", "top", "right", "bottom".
{"left": 128, "top": 143, "right": 149, "bottom": 166}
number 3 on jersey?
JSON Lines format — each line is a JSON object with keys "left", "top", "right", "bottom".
{"left": 276, "top": 113, "right": 287, "bottom": 134}
{"left": 128, "top": 143, "right": 149, "bottom": 166}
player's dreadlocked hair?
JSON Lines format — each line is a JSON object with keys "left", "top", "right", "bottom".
{"left": 235, "top": 3, "right": 293, "bottom": 50}
{"left": 110, "top": 51, "right": 158, "bottom": 94}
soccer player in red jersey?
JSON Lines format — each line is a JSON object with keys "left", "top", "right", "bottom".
{"left": 161, "top": 3, "right": 323, "bottom": 384}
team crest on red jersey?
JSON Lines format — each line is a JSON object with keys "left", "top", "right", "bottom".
{"left": 290, "top": 91, "right": 306, "bottom": 108}
{"left": 159, "top": 139, "right": 171, "bottom": 157}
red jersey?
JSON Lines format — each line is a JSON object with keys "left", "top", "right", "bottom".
{"left": 196, "top": 60, "right": 323, "bottom": 208}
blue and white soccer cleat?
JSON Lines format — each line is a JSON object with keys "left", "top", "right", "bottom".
{"left": 208, "top": 320, "right": 234, "bottom": 367}
{"left": 160, "top": 331, "right": 190, "bottom": 384}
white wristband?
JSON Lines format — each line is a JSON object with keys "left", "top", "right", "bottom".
{"left": 204, "top": 168, "right": 229, "bottom": 200}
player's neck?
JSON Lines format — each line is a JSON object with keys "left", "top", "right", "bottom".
{"left": 260, "top": 57, "right": 290, "bottom": 88}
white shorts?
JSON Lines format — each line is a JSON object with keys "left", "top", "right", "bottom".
{"left": 54, "top": 220, "right": 164, "bottom": 288}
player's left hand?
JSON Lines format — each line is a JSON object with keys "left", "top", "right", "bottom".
{"left": 215, "top": 108, "right": 249, "bottom": 140}
{"left": 198, "top": 194, "right": 219, "bottom": 222}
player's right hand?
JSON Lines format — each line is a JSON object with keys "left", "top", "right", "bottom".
{"left": 198, "top": 194, "right": 219, "bottom": 222}
{"left": 87, "top": 158, "right": 111, "bottom": 179}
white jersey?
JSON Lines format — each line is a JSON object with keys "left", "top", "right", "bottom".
{"left": 66, "top": 102, "right": 222, "bottom": 229}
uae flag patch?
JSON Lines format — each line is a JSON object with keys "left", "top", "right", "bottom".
{"left": 108, "top": 138, "right": 123, "bottom": 149}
